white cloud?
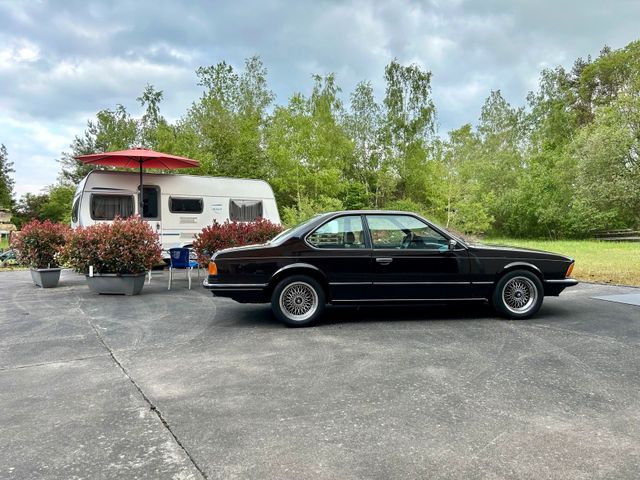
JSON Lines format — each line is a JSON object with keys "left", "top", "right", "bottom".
{"left": 439, "top": 77, "right": 490, "bottom": 109}
{"left": 14, "top": 183, "right": 49, "bottom": 198}
{"left": 0, "top": 39, "right": 40, "bottom": 67}
{"left": 0, "top": 53, "right": 195, "bottom": 122}
{"left": 0, "top": 0, "right": 639, "bottom": 198}
{"left": 0, "top": 117, "right": 76, "bottom": 198}
{"left": 52, "top": 13, "right": 126, "bottom": 42}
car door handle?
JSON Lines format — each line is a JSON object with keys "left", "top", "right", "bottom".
{"left": 375, "top": 257, "right": 393, "bottom": 265}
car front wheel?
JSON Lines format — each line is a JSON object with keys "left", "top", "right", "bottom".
{"left": 271, "top": 275, "right": 326, "bottom": 327}
{"left": 492, "top": 270, "right": 544, "bottom": 319}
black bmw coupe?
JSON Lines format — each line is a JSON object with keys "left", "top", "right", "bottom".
{"left": 203, "top": 211, "right": 577, "bottom": 327}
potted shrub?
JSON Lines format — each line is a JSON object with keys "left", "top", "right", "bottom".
{"left": 11, "top": 219, "right": 70, "bottom": 288}
{"left": 193, "top": 218, "right": 283, "bottom": 265}
{"left": 60, "top": 216, "right": 162, "bottom": 295}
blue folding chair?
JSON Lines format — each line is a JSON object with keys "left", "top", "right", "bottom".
{"left": 168, "top": 248, "right": 200, "bottom": 290}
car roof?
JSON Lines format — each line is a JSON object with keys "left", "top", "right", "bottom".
{"left": 319, "top": 210, "right": 424, "bottom": 217}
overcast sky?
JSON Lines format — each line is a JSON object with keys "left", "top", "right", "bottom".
{"left": 2, "top": 0, "right": 639, "bottom": 198}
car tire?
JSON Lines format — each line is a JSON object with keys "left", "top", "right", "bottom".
{"left": 271, "top": 275, "right": 326, "bottom": 327}
{"left": 492, "top": 270, "right": 544, "bottom": 319}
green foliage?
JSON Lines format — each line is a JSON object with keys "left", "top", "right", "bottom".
{"left": 58, "top": 104, "right": 139, "bottom": 184}
{"left": 345, "top": 81, "right": 384, "bottom": 204}
{"left": 40, "top": 185, "right": 75, "bottom": 224}
{"left": 342, "top": 180, "right": 372, "bottom": 210}
{"left": 437, "top": 125, "right": 492, "bottom": 234}
{"left": 264, "top": 75, "right": 354, "bottom": 213}
{"left": 572, "top": 83, "right": 640, "bottom": 229}
{"left": 185, "top": 56, "right": 275, "bottom": 179}
{"left": 382, "top": 60, "right": 437, "bottom": 204}
{"left": 383, "top": 198, "right": 431, "bottom": 217}
{"left": 137, "top": 84, "right": 166, "bottom": 149}
{"left": 12, "top": 192, "right": 50, "bottom": 229}
{"left": 281, "top": 195, "right": 344, "bottom": 227}
{"left": 0, "top": 144, "right": 15, "bottom": 209}
{"left": 12, "top": 185, "right": 75, "bottom": 228}
{"left": 47, "top": 44, "right": 640, "bottom": 240}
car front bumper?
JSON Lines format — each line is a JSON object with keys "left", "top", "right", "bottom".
{"left": 543, "top": 278, "right": 579, "bottom": 296}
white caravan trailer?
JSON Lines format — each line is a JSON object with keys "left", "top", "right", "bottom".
{"left": 71, "top": 170, "right": 281, "bottom": 252}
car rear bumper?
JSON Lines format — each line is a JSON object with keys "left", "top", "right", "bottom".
{"left": 544, "top": 278, "right": 579, "bottom": 296}
{"left": 202, "top": 279, "right": 268, "bottom": 303}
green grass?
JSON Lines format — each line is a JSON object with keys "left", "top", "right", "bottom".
{"left": 486, "top": 238, "right": 640, "bottom": 286}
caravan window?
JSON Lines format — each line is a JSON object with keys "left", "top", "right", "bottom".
{"left": 142, "top": 186, "right": 160, "bottom": 219}
{"left": 169, "top": 197, "right": 203, "bottom": 214}
{"left": 230, "top": 199, "right": 263, "bottom": 222}
{"left": 90, "top": 194, "right": 134, "bottom": 220}
{"left": 72, "top": 197, "right": 80, "bottom": 223}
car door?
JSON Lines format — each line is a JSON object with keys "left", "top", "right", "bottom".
{"left": 365, "top": 214, "right": 471, "bottom": 300}
{"left": 303, "top": 214, "right": 372, "bottom": 301}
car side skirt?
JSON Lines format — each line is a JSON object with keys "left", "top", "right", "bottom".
{"left": 331, "top": 297, "right": 488, "bottom": 303}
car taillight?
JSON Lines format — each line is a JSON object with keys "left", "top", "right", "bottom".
{"left": 208, "top": 261, "right": 218, "bottom": 276}
{"left": 565, "top": 262, "right": 574, "bottom": 278}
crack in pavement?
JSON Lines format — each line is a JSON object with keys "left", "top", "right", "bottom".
{"left": 80, "top": 308, "right": 208, "bottom": 480}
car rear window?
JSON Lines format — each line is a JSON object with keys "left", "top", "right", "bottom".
{"left": 307, "top": 216, "right": 366, "bottom": 249}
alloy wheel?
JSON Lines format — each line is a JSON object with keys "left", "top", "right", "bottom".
{"left": 279, "top": 281, "right": 319, "bottom": 322}
{"left": 501, "top": 276, "right": 538, "bottom": 315}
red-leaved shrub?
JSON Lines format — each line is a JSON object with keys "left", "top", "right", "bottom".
{"left": 60, "top": 216, "right": 162, "bottom": 274}
{"left": 11, "top": 219, "right": 70, "bottom": 269}
{"left": 193, "top": 218, "right": 284, "bottom": 264}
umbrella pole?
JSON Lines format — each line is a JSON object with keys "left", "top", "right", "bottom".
{"left": 139, "top": 160, "right": 144, "bottom": 217}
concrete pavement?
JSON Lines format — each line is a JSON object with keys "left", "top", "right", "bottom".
{"left": 1, "top": 269, "right": 639, "bottom": 479}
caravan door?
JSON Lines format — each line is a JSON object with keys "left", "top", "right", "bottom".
{"left": 141, "top": 185, "right": 162, "bottom": 239}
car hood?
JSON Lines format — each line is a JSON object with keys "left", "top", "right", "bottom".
{"left": 469, "top": 242, "right": 573, "bottom": 261}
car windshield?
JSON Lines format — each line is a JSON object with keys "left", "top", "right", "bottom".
{"left": 270, "top": 216, "right": 322, "bottom": 245}
{"left": 425, "top": 218, "right": 468, "bottom": 246}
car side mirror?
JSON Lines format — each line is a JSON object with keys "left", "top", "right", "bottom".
{"left": 448, "top": 239, "right": 458, "bottom": 250}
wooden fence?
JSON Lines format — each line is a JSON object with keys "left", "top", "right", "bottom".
{"left": 594, "top": 229, "right": 640, "bottom": 242}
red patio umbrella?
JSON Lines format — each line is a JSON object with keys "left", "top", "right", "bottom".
{"left": 75, "top": 148, "right": 200, "bottom": 214}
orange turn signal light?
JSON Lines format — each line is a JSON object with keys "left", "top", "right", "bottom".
{"left": 565, "top": 262, "right": 574, "bottom": 278}
{"left": 208, "top": 261, "right": 218, "bottom": 276}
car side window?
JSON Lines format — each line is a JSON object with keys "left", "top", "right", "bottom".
{"left": 366, "top": 215, "right": 448, "bottom": 251}
{"left": 307, "top": 216, "right": 366, "bottom": 249}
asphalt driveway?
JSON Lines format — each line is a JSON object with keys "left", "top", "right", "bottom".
{"left": 1, "top": 269, "right": 639, "bottom": 479}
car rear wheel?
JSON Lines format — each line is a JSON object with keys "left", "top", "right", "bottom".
{"left": 271, "top": 275, "right": 326, "bottom": 327}
{"left": 492, "top": 270, "right": 543, "bottom": 319}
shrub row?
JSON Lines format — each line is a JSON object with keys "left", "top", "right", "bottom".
{"left": 59, "top": 217, "right": 163, "bottom": 274}
{"left": 192, "top": 218, "right": 284, "bottom": 264}
{"left": 12, "top": 217, "right": 283, "bottom": 273}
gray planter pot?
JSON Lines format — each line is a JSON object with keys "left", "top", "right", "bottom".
{"left": 85, "top": 272, "right": 147, "bottom": 296}
{"left": 30, "top": 268, "right": 62, "bottom": 288}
